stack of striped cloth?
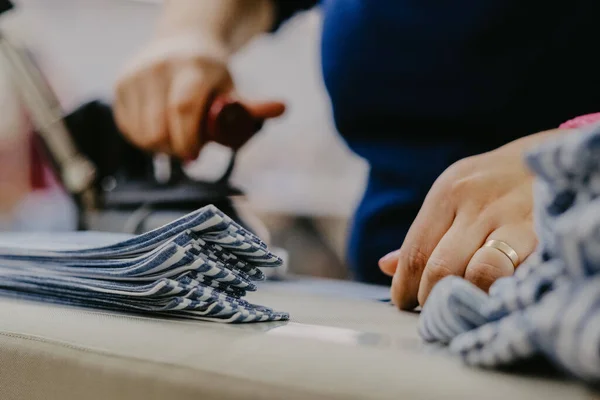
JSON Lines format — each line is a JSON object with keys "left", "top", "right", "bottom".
{"left": 420, "top": 120, "right": 600, "bottom": 381}
{"left": 0, "top": 205, "right": 288, "bottom": 323}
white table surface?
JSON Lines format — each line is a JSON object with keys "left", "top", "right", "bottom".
{"left": 0, "top": 276, "right": 593, "bottom": 400}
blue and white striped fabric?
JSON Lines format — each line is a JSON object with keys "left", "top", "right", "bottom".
{"left": 419, "top": 122, "right": 600, "bottom": 381}
{"left": 0, "top": 205, "right": 289, "bottom": 323}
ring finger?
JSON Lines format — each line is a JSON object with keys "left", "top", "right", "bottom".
{"left": 464, "top": 222, "right": 537, "bottom": 292}
{"left": 416, "top": 214, "right": 491, "bottom": 306}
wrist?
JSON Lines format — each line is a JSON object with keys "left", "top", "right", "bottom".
{"left": 156, "top": 0, "right": 273, "bottom": 55}
{"left": 150, "top": 32, "right": 231, "bottom": 64}
{"left": 156, "top": 0, "right": 230, "bottom": 54}
{"left": 119, "top": 33, "right": 230, "bottom": 80}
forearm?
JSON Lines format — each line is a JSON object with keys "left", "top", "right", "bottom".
{"left": 157, "top": 0, "right": 275, "bottom": 56}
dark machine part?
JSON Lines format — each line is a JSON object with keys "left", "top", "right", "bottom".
{"left": 0, "top": 0, "right": 12, "bottom": 14}
{"left": 63, "top": 96, "right": 264, "bottom": 211}
{"left": 63, "top": 98, "right": 264, "bottom": 232}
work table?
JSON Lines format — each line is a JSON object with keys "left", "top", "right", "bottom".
{"left": 0, "top": 276, "right": 593, "bottom": 400}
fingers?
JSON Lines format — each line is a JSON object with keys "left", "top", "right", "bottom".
{"left": 379, "top": 249, "right": 401, "bottom": 276}
{"left": 114, "top": 79, "right": 138, "bottom": 144}
{"left": 115, "top": 63, "right": 284, "bottom": 160}
{"left": 388, "top": 199, "right": 537, "bottom": 309}
{"left": 416, "top": 215, "right": 490, "bottom": 306}
{"left": 113, "top": 42, "right": 234, "bottom": 159}
{"left": 415, "top": 220, "right": 536, "bottom": 307}
{"left": 246, "top": 101, "right": 286, "bottom": 119}
{"left": 415, "top": 216, "right": 537, "bottom": 306}
{"left": 167, "top": 66, "right": 208, "bottom": 160}
{"left": 464, "top": 222, "right": 537, "bottom": 292}
{"left": 390, "top": 184, "right": 455, "bottom": 310}
{"left": 385, "top": 146, "right": 538, "bottom": 310}
{"left": 140, "top": 73, "right": 170, "bottom": 153}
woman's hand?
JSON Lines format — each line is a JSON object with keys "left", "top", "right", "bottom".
{"left": 379, "top": 129, "right": 565, "bottom": 310}
{"left": 114, "top": 34, "right": 285, "bottom": 160}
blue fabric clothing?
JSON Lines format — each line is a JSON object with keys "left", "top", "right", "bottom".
{"left": 272, "top": 0, "right": 600, "bottom": 284}
{"left": 0, "top": 205, "right": 289, "bottom": 323}
{"left": 419, "top": 122, "right": 600, "bottom": 381}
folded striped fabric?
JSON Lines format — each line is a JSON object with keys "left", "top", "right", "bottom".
{"left": 419, "top": 121, "right": 600, "bottom": 381}
{"left": 0, "top": 205, "right": 289, "bottom": 323}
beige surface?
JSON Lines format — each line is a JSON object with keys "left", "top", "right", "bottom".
{"left": 0, "top": 277, "right": 594, "bottom": 400}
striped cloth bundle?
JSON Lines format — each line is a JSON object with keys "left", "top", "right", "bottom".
{"left": 0, "top": 205, "right": 289, "bottom": 323}
{"left": 419, "top": 121, "right": 600, "bottom": 381}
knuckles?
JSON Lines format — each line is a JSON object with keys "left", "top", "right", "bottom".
{"left": 435, "top": 156, "right": 505, "bottom": 216}
{"left": 168, "top": 97, "right": 197, "bottom": 115}
{"left": 398, "top": 244, "right": 429, "bottom": 277}
{"left": 141, "top": 127, "right": 167, "bottom": 149}
{"left": 464, "top": 260, "right": 508, "bottom": 293}
{"left": 436, "top": 157, "right": 480, "bottom": 198}
{"left": 423, "top": 256, "right": 455, "bottom": 286}
{"left": 418, "top": 256, "right": 455, "bottom": 306}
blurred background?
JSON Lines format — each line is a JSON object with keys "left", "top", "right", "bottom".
{"left": 0, "top": 0, "right": 369, "bottom": 279}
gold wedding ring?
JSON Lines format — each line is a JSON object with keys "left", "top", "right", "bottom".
{"left": 483, "top": 240, "right": 519, "bottom": 268}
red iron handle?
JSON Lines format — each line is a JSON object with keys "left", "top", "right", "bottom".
{"left": 204, "top": 94, "right": 264, "bottom": 151}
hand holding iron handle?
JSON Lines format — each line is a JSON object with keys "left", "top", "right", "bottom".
{"left": 203, "top": 94, "right": 282, "bottom": 152}
{"left": 114, "top": 31, "right": 285, "bottom": 160}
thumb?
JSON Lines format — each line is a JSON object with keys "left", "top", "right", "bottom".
{"left": 379, "top": 249, "right": 401, "bottom": 276}
{"left": 246, "top": 101, "right": 286, "bottom": 120}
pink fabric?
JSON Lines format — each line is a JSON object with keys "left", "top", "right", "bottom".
{"left": 559, "top": 113, "right": 600, "bottom": 129}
